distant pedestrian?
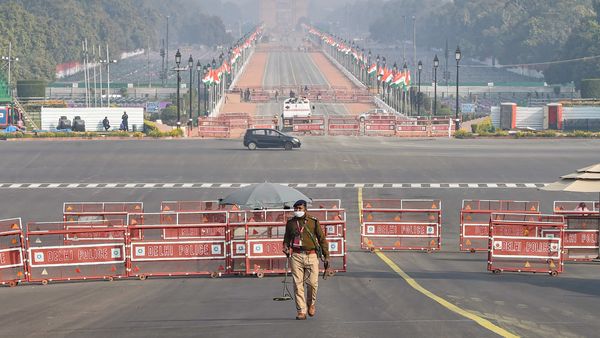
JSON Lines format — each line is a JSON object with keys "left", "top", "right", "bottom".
{"left": 102, "top": 117, "right": 110, "bottom": 131}
{"left": 121, "top": 111, "right": 129, "bottom": 131}
{"left": 275, "top": 90, "right": 279, "bottom": 102}
{"left": 240, "top": 90, "right": 244, "bottom": 102}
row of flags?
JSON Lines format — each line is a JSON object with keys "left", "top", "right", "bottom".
{"left": 305, "top": 25, "right": 412, "bottom": 91}
{"left": 202, "top": 25, "right": 264, "bottom": 86}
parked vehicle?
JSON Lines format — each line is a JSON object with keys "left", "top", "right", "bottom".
{"left": 243, "top": 128, "right": 301, "bottom": 150}
{"left": 358, "top": 109, "right": 390, "bottom": 122}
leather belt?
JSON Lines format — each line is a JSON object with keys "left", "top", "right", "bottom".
{"left": 292, "top": 248, "right": 316, "bottom": 254}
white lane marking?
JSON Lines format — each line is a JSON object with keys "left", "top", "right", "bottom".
{"left": 0, "top": 182, "right": 551, "bottom": 189}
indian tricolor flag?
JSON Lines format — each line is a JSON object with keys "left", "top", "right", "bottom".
{"left": 391, "top": 71, "right": 405, "bottom": 88}
{"left": 383, "top": 69, "right": 394, "bottom": 84}
{"left": 202, "top": 68, "right": 213, "bottom": 85}
{"left": 368, "top": 63, "right": 377, "bottom": 75}
{"left": 405, "top": 70, "right": 411, "bottom": 88}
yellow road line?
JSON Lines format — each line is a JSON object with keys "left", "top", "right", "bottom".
{"left": 357, "top": 188, "right": 519, "bottom": 338}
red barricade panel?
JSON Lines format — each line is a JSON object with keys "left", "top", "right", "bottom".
{"left": 63, "top": 202, "right": 143, "bottom": 223}
{"left": 460, "top": 200, "right": 540, "bottom": 252}
{"left": 127, "top": 212, "right": 228, "bottom": 278}
{"left": 0, "top": 218, "right": 26, "bottom": 287}
{"left": 553, "top": 201, "right": 600, "bottom": 261}
{"left": 26, "top": 220, "right": 128, "bottom": 284}
{"left": 488, "top": 213, "right": 565, "bottom": 275}
{"left": 361, "top": 199, "right": 442, "bottom": 251}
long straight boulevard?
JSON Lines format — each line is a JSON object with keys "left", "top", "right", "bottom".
{"left": 1, "top": 138, "right": 599, "bottom": 338}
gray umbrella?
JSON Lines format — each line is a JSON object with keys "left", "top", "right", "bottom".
{"left": 220, "top": 182, "right": 311, "bottom": 209}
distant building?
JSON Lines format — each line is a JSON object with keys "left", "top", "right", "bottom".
{"left": 260, "top": 0, "right": 308, "bottom": 31}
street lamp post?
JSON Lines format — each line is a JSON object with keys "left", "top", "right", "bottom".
{"left": 417, "top": 60, "right": 422, "bottom": 116}
{"left": 376, "top": 55, "right": 380, "bottom": 94}
{"left": 203, "top": 65, "right": 209, "bottom": 116}
{"left": 211, "top": 58, "right": 216, "bottom": 112}
{"left": 188, "top": 55, "right": 194, "bottom": 124}
{"left": 196, "top": 60, "right": 201, "bottom": 122}
{"left": 402, "top": 62, "right": 408, "bottom": 115}
{"left": 455, "top": 46, "right": 462, "bottom": 131}
{"left": 433, "top": 55, "right": 439, "bottom": 117}
{"left": 175, "top": 49, "right": 182, "bottom": 128}
{"left": 392, "top": 62, "right": 398, "bottom": 112}
{"left": 382, "top": 57, "right": 387, "bottom": 102}
{"left": 367, "top": 50, "right": 372, "bottom": 90}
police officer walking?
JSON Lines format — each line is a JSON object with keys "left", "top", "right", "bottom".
{"left": 283, "top": 200, "right": 329, "bottom": 320}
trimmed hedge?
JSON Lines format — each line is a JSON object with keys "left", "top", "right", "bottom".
{"left": 580, "top": 79, "right": 600, "bottom": 99}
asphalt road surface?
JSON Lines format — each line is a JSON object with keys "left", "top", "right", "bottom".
{"left": 1, "top": 138, "right": 600, "bottom": 338}
{"left": 263, "top": 51, "right": 330, "bottom": 88}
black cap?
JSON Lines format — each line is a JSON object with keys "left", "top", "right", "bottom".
{"left": 293, "top": 200, "right": 307, "bottom": 208}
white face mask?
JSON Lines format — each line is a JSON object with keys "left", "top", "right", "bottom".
{"left": 294, "top": 211, "right": 305, "bottom": 218}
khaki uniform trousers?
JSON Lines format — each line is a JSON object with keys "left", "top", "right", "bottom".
{"left": 290, "top": 251, "right": 319, "bottom": 313}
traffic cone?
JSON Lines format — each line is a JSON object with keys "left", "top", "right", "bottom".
{"left": 394, "top": 215, "right": 402, "bottom": 221}
{"left": 464, "top": 204, "right": 472, "bottom": 210}
{"left": 11, "top": 223, "right": 19, "bottom": 230}
{"left": 163, "top": 205, "right": 170, "bottom": 211}
{"left": 66, "top": 206, "right": 73, "bottom": 211}
{"left": 524, "top": 261, "right": 531, "bottom": 268}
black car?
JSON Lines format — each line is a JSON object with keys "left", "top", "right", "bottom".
{"left": 243, "top": 128, "right": 301, "bottom": 150}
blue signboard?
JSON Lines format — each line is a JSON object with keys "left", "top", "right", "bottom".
{"left": 0, "top": 107, "right": 8, "bottom": 126}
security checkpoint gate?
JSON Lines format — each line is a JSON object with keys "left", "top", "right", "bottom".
{"left": 26, "top": 220, "right": 128, "bottom": 284}
{"left": 361, "top": 199, "right": 442, "bottom": 251}
{"left": 363, "top": 116, "right": 396, "bottom": 136}
{"left": 127, "top": 212, "right": 228, "bottom": 279}
{"left": 460, "top": 200, "right": 540, "bottom": 252}
{"left": 553, "top": 201, "right": 600, "bottom": 261}
{"left": 327, "top": 116, "right": 360, "bottom": 136}
{"left": 292, "top": 116, "right": 326, "bottom": 135}
{"left": 63, "top": 202, "right": 143, "bottom": 223}
{"left": 488, "top": 213, "right": 565, "bottom": 276}
{"left": 0, "top": 218, "right": 26, "bottom": 287}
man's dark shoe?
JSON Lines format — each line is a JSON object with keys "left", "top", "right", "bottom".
{"left": 296, "top": 312, "right": 307, "bottom": 320}
{"left": 308, "top": 304, "right": 316, "bottom": 317}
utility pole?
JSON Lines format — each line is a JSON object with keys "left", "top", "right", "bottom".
{"left": 160, "top": 39, "right": 165, "bottom": 86}
{"left": 99, "top": 44, "right": 103, "bottom": 107}
{"left": 106, "top": 44, "right": 111, "bottom": 107}
{"left": 83, "top": 40, "right": 89, "bottom": 108}
{"left": 166, "top": 15, "right": 169, "bottom": 83}
{"left": 93, "top": 44, "right": 98, "bottom": 107}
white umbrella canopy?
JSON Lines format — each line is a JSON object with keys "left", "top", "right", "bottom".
{"left": 220, "top": 182, "right": 311, "bottom": 210}
{"left": 542, "top": 163, "right": 600, "bottom": 210}
{"left": 543, "top": 163, "right": 600, "bottom": 193}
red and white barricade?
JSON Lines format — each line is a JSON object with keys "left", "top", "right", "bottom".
{"left": 488, "top": 213, "right": 565, "bottom": 276}
{"left": 364, "top": 115, "right": 396, "bottom": 136}
{"left": 63, "top": 202, "right": 143, "bottom": 223}
{"left": 306, "top": 208, "right": 347, "bottom": 274}
{"left": 553, "top": 201, "right": 600, "bottom": 261}
{"left": 460, "top": 200, "right": 540, "bottom": 253}
{"left": 250, "top": 116, "right": 277, "bottom": 129}
{"left": 198, "top": 118, "right": 230, "bottom": 138}
{"left": 161, "top": 200, "right": 228, "bottom": 212}
{"left": 0, "top": 218, "right": 26, "bottom": 287}
{"left": 26, "top": 220, "right": 128, "bottom": 284}
{"left": 361, "top": 199, "right": 442, "bottom": 251}
{"left": 328, "top": 116, "right": 360, "bottom": 136}
{"left": 219, "top": 112, "right": 251, "bottom": 129}
{"left": 127, "top": 212, "right": 229, "bottom": 279}
{"left": 429, "top": 118, "right": 455, "bottom": 137}
{"left": 244, "top": 215, "right": 289, "bottom": 278}
{"left": 292, "top": 115, "right": 326, "bottom": 135}
{"left": 396, "top": 122, "right": 427, "bottom": 137}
